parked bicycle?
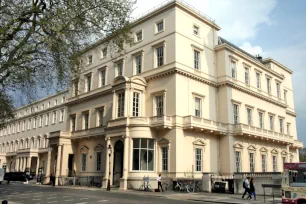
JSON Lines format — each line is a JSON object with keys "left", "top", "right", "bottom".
{"left": 139, "top": 176, "right": 152, "bottom": 192}
{"left": 161, "top": 180, "right": 170, "bottom": 191}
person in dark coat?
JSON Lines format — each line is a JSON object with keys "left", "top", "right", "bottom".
{"left": 247, "top": 178, "right": 257, "bottom": 200}
{"left": 242, "top": 177, "right": 250, "bottom": 199}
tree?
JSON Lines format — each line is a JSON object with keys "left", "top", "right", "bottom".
{"left": 0, "top": 0, "right": 135, "bottom": 127}
{"left": 299, "top": 148, "right": 306, "bottom": 162}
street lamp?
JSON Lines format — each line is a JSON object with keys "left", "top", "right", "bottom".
{"left": 107, "top": 144, "right": 112, "bottom": 191}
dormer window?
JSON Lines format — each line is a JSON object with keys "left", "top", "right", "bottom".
{"left": 136, "top": 30, "right": 143, "bottom": 42}
{"left": 156, "top": 20, "right": 164, "bottom": 33}
{"left": 193, "top": 25, "right": 199, "bottom": 35}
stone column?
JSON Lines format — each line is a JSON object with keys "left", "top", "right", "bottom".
{"left": 55, "top": 145, "right": 62, "bottom": 185}
{"left": 44, "top": 147, "right": 52, "bottom": 184}
{"left": 36, "top": 156, "right": 40, "bottom": 176}
{"left": 102, "top": 137, "right": 110, "bottom": 188}
{"left": 120, "top": 135, "right": 129, "bottom": 190}
{"left": 15, "top": 157, "right": 19, "bottom": 172}
{"left": 112, "top": 91, "right": 116, "bottom": 119}
{"left": 27, "top": 157, "right": 32, "bottom": 169}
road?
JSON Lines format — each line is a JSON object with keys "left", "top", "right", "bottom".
{"left": 0, "top": 183, "right": 206, "bottom": 204}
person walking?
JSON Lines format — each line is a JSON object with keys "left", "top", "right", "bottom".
{"left": 242, "top": 177, "right": 250, "bottom": 199}
{"left": 157, "top": 174, "right": 164, "bottom": 192}
{"left": 247, "top": 178, "right": 257, "bottom": 200}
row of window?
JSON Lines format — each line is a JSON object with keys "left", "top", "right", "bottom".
{"left": 231, "top": 60, "right": 287, "bottom": 102}
{"left": 17, "top": 96, "right": 66, "bottom": 118}
{"left": 0, "top": 136, "right": 48, "bottom": 153}
{"left": 0, "top": 109, "right": 65, "bottom": 137}
{"left": 235, "top": 151, "right": 291, "bottom": 173}
{"left": 233, "top": 104, "right": 290, "bottom": 134}
{"left": 80, "top": 139, "right": 203, "bottom": 173}
{"left": 73, "top": 44, "right": 165, "bottom": 97}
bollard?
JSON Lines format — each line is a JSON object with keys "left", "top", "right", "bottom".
{"left": 2, "top": 200, "right": 8, "bottom": 204}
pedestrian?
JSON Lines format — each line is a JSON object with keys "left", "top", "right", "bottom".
{"left": 241, "top": 177, "right": 250, "bottom": 199}
{"left": 247, "top": 178, "right": 257, "bottom": 200}
{"left": 157, "top": 174, "right": 163, "bottom": 192}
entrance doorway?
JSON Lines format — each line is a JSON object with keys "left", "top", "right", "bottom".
{"left": 113, "top": 140, "right": 124, "bottom": 186}
{"left": 68, "top": 154, "right": 74, "bottom": 177}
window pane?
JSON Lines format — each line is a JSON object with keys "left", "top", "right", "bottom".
{"left": 141, "top": 139, "right": 147, "bottom": 148}
{"left": 148, "top": 139, "right": 154, "bottom": 149}
{"left": 147, "top": 150, "right": 154, "bottom": 171}
{"left": 133, "top": 139, "right": 140, "bottom": 149}
{"left": 133, "top": 149, "right": 139, "bottom": 170}
{"left": 140, "top": 149, "right": 148, "bottom": 171}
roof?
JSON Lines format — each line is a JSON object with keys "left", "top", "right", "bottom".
{"left": 218, "top": 37, "right": 262, "bottom": 64}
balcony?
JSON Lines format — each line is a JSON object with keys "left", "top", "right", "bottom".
{"left": 182, "top": 116, "right": 228, "bottom": 134}
{"left": 71, "top": 126, "right": 105, "bottom": 139}
{"left": 293, "top": 140, "right": 303, "bottom": 149}
{"left": 108, "top": 117, "right": 150, "bottom": 128}
{"left": 231, "top": 123, "right": 293, "bottom": 143}
{"left": 6, "top": 151, "right": 17, "bottom": 157}
{"left": 149, "top": 116, "right": 173, "bottom": 128}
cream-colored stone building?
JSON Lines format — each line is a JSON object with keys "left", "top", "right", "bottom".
{"left": 0, "top": 0, "right": 303, "bottom": 190}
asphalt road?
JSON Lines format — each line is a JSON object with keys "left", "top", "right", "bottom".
{"left": 0, "top": 183, "right": 206, "bottom": 204}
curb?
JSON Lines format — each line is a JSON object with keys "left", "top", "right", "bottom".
{"left": 188, "top": 199, "right": 242, "bottom": 204}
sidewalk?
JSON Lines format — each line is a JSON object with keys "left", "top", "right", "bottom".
{"left": 31, "top": 183, "right": 282, "bottom": 204}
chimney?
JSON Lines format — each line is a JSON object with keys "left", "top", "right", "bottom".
{"left": 256, "top": 54, "right": 263, "bottom": 62}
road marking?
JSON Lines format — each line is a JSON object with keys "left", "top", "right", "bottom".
{"left": 63, "top": 196, "right": 71, "bottom": 198}
{"left": 33, "top": 199, "right": 41, "bottom": 201}
{"left": 76, "top": 202, "right": 88, "bottom": 204}
{"left": 98, "top": 200, "right": 109, "bottom": 202}
{"left": 48, "top": 202, "right": 58, "bottom": 203}
{"left": 34, "top": 195, "right": 43, "bottom": 197}
{"left": 80, "top": 198, "right": 89, "bottom": 200}
{"left": 49, "top": 194, "right": 57, "bottom": 196}
{"left": 47, "top": 197, "right": 57, "bottom": 199}
{"left": 64, "top": 200, "right": 74, "bottom": 202}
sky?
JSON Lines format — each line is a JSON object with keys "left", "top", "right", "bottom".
{"left": 133, "top": 0, "right": 306, "bottom": 144}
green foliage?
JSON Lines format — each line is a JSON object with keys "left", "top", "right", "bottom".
{"left": 0, "top": 0, "right": 135, "bottom": 128}
{"left": 299, "top": 148, "right": 306, "bottom": 162}
{"left": 0, "top": 91, "right": 14, "bottom": 129}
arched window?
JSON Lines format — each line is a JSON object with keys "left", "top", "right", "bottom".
{"left": 37, "top": 137, "right": 41, "bottom": 148}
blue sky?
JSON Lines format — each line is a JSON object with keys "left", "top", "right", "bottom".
{"left": 134, "top": 0, "right": 306, "bottom": 144}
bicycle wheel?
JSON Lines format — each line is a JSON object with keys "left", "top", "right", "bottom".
{"left": 187, "top": 185, "right": 195, "bottom": 193}
{"left": 139, "top": 184, "right": 144, "bottom": 191}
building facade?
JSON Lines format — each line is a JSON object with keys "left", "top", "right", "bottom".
{"left": 0, "top": 0, "right": 303, "bottom": 190}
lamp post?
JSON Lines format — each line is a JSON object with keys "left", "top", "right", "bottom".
{"left": 107, "top": 144, "right": 112, "bottom": 191}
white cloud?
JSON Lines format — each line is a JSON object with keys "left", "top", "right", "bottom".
{"left": 133, "top": 0, "right": 277, "bottom": 41}
{"left": 239, "top": 42, "right": 265, "bottom": 56}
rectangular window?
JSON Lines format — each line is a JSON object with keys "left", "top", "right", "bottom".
{"left": 60, "top": 109, "right": 64, "bottom": 122}
{"left": 247, "top": 108, "right": 252, "bottom": 125}
{"left": 284, "top": 91, "right": 287, "bottom": 104}
{"left": 195, "top": 97, "right": 201, "bottom": 117}
{"left": 249, "top": 153, "right": 255, "bottom": 172}
{"left": 97, "top": 109, "right": 104, "bottom": 127}
{"left": 46, "top": 113, "right": 49, "bottom": 126}
{"left": 156, "top": 46, "right": 164, "bottom": 67}
{"left": 155, "top": 95, "right": 164, "bottom": 116}
{"left": 132, "top": 139, "right": 154, "bottom": 171}
{"left": 28, "top": 119, "right": 31, "bottom": 130}
{"left": 233, "top": 104, "right": 239, "bottom": 124}
{"left": 256, "top": 72, "right": 261, "bottom": 89}
{"left": 133, "top": 92, "right": 140, "bottom": 117}
{"left": 81, "top": 154, "right": 87, "bottom": 171}
{"left": 276, "top": 83, "right": 281, "bottom": 98}
{"left": 262, "top": 155, "right": 266, "bottom": 172}
{"left": 86, "top": 75, "right": 91, "bottom": 92}
{"left": 267, "top": 78, "right": 271, "bottom": 94}
{"left": 156, "top": 21, "right": 164, "bottom": 32}
{"left": 102, "top": 48, "right": 107, "bottom": 58}
{"left": 71, "top": 116, "right": 76, "bottom": 131}
{"left": 245, "top": 68, "right": 249, "bottom": 84}
{"left": 162, "top": 147, "right": 168, "bottom": 171}
{"left": 100, "top": 69, "right": 106, "bottom": 87}
{"left": 33, "top": 117, "right": 37, "bottom": 128}
{"left": 279, "top": 118, "right": 284, "bottom": 133}
{"left": 196, "top": 148, "right": 202, "bottom": 172}
{"left": 136, "top": 30, "right": 142, "bottom": 42}
{"left": 194, "top": 50, "right": 200, "bottom": 70}
{"left": 235, "top": 151, "right": 241, "bottom": 172}
{"left": 73, "top": 81, "right": 78, "bottom": 96}
{"left": 259, "top": 112, "right": 264, "bottom": 129}
{"left": 287, "top": 123, "right": 290, "bottom": 135}
{"left": 117, "top": 92, "right": 125, "bottom": 117}
{"left": 117, "top": 62, "right": 123, "bottom": 76}
{"left": 231, "top": 61, "right": 236, "bottom": 78}
{"left": 135, "top": 55, "right": 142, "bottom": 74}
{"left": 96, "top": 152, "right": 102, "bottom": 171}
{"left": 83, "top": 113, "right": 89, "bottom": 130}
{"left": 282, "top": 157, "right": 286, "bottom": 164}
{"left": 54, "top": 99, "right": 57, "bottom": 106}
{"left": 269, "top": 115, "right": 274, "bottom": 131}
{"left": 193, "top": 25, "right": 199, "bottom": 35}
{"left": 88, "top": 55, "right": 93, "bottom": 64}
{"left": 273, "top": 156, "right": 277, "bottom": 172}
{"left": 52, "top": 111, "right": 56, "bottom": 124}
{"left": 39, "top": 115, "right": 43, "bottom": 127}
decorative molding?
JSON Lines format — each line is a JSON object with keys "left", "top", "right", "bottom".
{"left": 271, "top": 148, "right": 278, "bottom": 154}
{"left": 193, "top": 139, "right": 206, "bottom": 146}
{"left": 257, "top": 108, "right": 266, "bottom": 113}
{"left": 245, "top": 104, "right": 255, "bottom": 109}
{"left": 94, "top": 144, "right": 104, "bottom": 151}
{"left": 233, "top": 142, "right": 243, "bottom": 149}
{"left": 286, "top": 110, "right": 298, "bottom": 117}
{"left": 268, "top": 112, "right": 276, "bottom": 116}
{"left": 158, "top": 138, "right": 171, "bottom": 145}
{"left": 243, "top": 62, "right": 251, "bottom": 68}
{"left": 260, "top": 147, "right": 268, "bottom": 152}
{"left": 80, "top": 145, "right": 89, "bottom": 153}
{"left": 192, "top": 92, "right": 206, "bottom": 98}
{"left": 231, "top": 99, "right": 242, "bottom": 104}
{"left": 254, "top": 68, "right": 262, "bottom": 73}
{"left": 191, "top": 44, "right": 204, "bottom": 51}
{"left": 247, "top": 145, "right": 256, "bottom": 151}
{"left": 281, "top": 150, "right": 288, "bottom": 155}
{"left": 229, "top": 55, "right": 239, "bottom": 61}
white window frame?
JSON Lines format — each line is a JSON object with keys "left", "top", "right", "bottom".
{"left": 155, "top": 95, "right": 164, "bottom": 117}
{"left": 156, "top": 46, "right": 164, "bottom": 67}
{"left": 132, "top": 138, "right": 155, "bottom": 171}
{"left": 133, "top": 92, "right": 140, "bottom": 117}
{"left": 279, "top": 118, "right": 284, "bottom": 133}
{"left": 258, "top": 111, "right": 264, "bottom": 129}
{"left": 101, "top": 48, "right": 107, "bottom": 59}
{"left": 70, "top": 115, "right": 76, "bottom": 132}
{"left": 249, "top": 152, "right": 255, "bottom": 172}
{"left": 161, "top": 147, "right": 168, "bottom": 171}
{"left": 85, "top": 74, "right": 92, "bottom": 92}
{"left": 115, "top": 60, "right": 124, "bottom": 77}
{"left": 45, "top": 113, "right": 49, "bottom": 126}
{"left": 231, "top": 60, "right": 237, "bottom": 79}
{"left": 247, "top": 108, "right": 253, "bottom": 126}
{"left": 88, "top": 55, "right": 93, "bottom": 65}
{"left": 99, "top": 67, "right": 107, "bottom": 87}
{"left": 284, "top": 90, "right": 287, "bottom": 104}
{"left": 272, "top": 155, "right": 277, "bottom": 172}
{"left": 60, "top": 109, "right": 64, "bottom": 122}
{"left": 135, "top": 30, "right": 143, "bottom": 42}
{"left": 81, "top": 153, "right": 87, "bottom": 171}
{"left": 256, "top": 72, "right": 261, "bottom": 89}
{"left": 261, "top": 154, "right": 267, "bottom": 172}
{"left": 233, "top": 103, "right": 239, "bottom": 124}
{"left": 117, "top": 92, "right": 125, "bottom": 118}
{"left": 194, "top": 49, "right": 200, "bottom": 70}
{"left": 266, "top": 77, "right": 271, "bottom": 94}
{"left": 269, "top": 115, "right": 274, "bottom": 131}
{"left": 193, "top": 25, "right": 199, "bottom": 36}
{"left": 52, "top": 111, "right": 57, "bottom": 124}
{"left": 245, "top": 67, "right": 250, "bottom": 85}
{"left": 83, "top": 112, "right": 89, "bottom": 130}
{"left": 155, "top": 19, "right": 165, "bottom": 34}
{"left": 96, "top": 107, "right": 104, "bottom": 127}
{"left": 152, "top": 90, "right": 166, "bottom": 117}
{"left": 276, "top": 82, "right": 281, "bottom": 98}
{"left": 195, "top": 148, "right": 203, "bottom": 172}
{"left": 235, "top": 151, "right": 241, "bottom": 172}
{"left": 96, "top": 151, "right": 102, "bottom": 171}
{"left": 135, "top": 55, "right": 142, "bottom": 75}
{"left": 194, "top": 97, "right": 202, "bottom": 117}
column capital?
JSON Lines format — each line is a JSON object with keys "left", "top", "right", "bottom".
{"left": 122, "top": 135, "right": 130, "bottom": 139}
{"left": 105, "top": 137, "right": 110, "bottom": 141}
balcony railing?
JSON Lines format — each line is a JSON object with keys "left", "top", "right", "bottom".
{"left": 108, "top": 117, "right": 149, "bottom": 128}
{"left": 150, "top": 115, "right": 173, "bottom": 128}
{"left": 231, "top": 123, "right": 293, "bottom": 142}
{"left": 182, "top": 115, "right": 228, "bottom": 133}
{"left": 71, "top": 126, "right": 105, "bottom": 139}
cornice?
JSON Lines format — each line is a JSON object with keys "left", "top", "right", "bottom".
{"left": 263, "top": 58, "right": 293, "bottom": 74}
{"left": 286, "top": 110, "right": 298, "bottom": 117}
{"left": 218, "top": 81, "right": 287, "bottom": 108}
{"left": 215, "top": 44, "right": 285, "bottom": 80}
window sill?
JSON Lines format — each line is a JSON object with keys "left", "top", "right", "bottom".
{"left": 155, "top": 30, "right": 164, "bottom": 35}
{"left": 193, "top": 33, "right": 201, "bottom": 38}
{"left": 134, "top": 39, "right": 143, "bottom": 44}
{"left": 59, "top": 121, "right": 64, "bottom": 123}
